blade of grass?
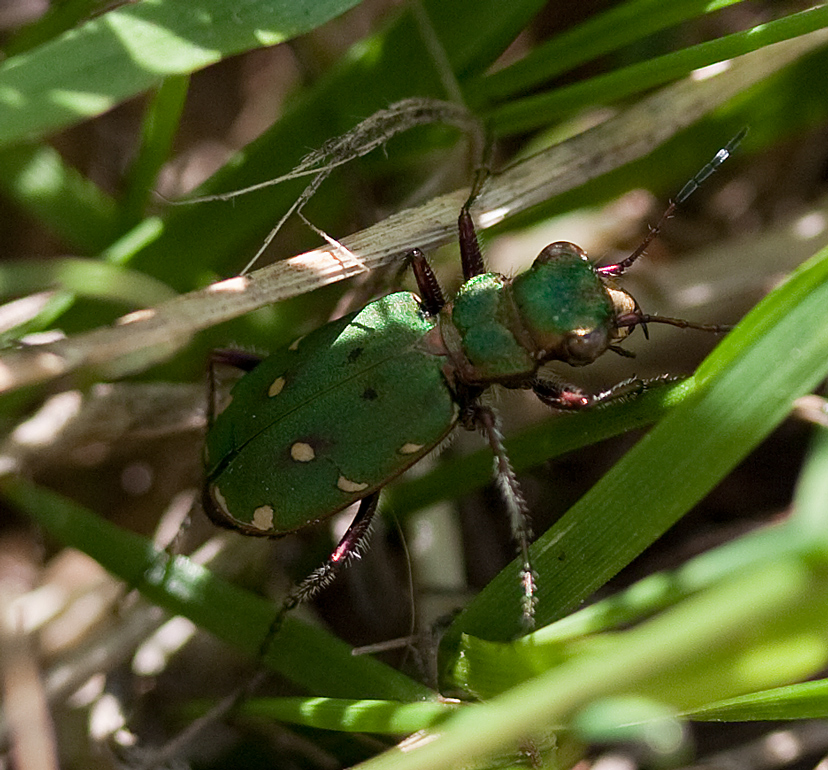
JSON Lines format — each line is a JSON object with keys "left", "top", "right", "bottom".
{"left": 4, "top": 0, "right": 107, "bottom": 56}
{"left": 386, "top": 380, "right": 691, "bottom": 517}
{"left": 449, "top": 426, "right": 828, "bottom": 696}
{"left": 120, "top": 74, "right": 190, "bottom": 229}
{"left": 476, "top": 0, "right": 745, "bottom": 102}
{"left": 233, "top": 696, "right": 459, "bottom": 733}
{"left": 0, "top": 0, "right": 366, "bottom": 147}
{"left": 0, "top": 258, "right": 178, "bottom": 308}
{"left": 363, "top": 554, "right": 828, "bottom": 770}
{"left": 687, "top": 677, "right": 828, "bottom": 721}
{"left": 0, "top": 144, "right": 119, "bottom": 252}
{"left": 488, "top": 8, "right": 828, "bottom": 134}
{"left": 0, "top": 475, "right": 433, "bottom": 702}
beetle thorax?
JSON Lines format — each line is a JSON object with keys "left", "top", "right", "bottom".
{"left": 439, "top": 242, "right": 626, "bottom": 387}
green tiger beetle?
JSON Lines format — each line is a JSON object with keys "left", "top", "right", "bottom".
{"left": 203, "top": 130, "right": 745, "bottom": 634}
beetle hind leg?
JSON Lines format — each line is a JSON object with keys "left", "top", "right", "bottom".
{"left": 259, "top": 493, "right": 380, "bottom": 657}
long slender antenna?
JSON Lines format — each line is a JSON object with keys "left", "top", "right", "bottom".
{"left": 598, "top": 128, "right": 747, "bottom": 278}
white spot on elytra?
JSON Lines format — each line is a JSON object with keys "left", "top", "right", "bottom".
{"left": 398, "top": 442, "right": 423, "bottom": 455}
{"left": 268, "top": 376, "right": 285, "bottom": 397}
{"left": 288, "top": 335, "right": 305, "bottom": 351}
{"left": 211, "top": 485, "right": 230, "bottom": 516}
{"left": 291, "top": 442, "right": 315, "bottom": 462}
{"left": 252, "top": 505, "right": 274, "bottom": 531}
{"left": 337, "top": 476, "right": 368, "bottom": 493}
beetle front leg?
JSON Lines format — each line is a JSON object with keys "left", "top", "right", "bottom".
{"left": 532, "top": 374, "right": 676, "bottom": 410}
{"left": 406, "top": 248, "right": 446, "bottom": 315}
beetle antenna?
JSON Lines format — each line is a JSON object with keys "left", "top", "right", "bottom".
{"left": 598, "top": 128, "right": 747, "bottom": 278}
{"left": 472, "top": 404, "right": 537, "bottom": 630}
{"left": 616, "top": 312, "right": 733, "bottom": 334}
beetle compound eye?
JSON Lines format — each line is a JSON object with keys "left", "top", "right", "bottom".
{"left": 534, "top": 241, "right": 588, "bottom": 265}
{"left": 564, "top": 328, "right": 609, "bottom": 364}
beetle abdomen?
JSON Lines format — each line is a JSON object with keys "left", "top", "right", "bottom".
{"left": 205, "top": 292, "right": 457, "bottom": 535}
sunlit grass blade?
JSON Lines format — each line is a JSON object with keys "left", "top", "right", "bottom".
{"left": 687, "top": 678, "right": 828, "bottom": 721}
{"left": 231, "top": 696, "right": 458, "bottom": 733}
{"left": 0, "top": 0, "right": 366, "bottom": 147}
{"left": 365, "top": 555, "right": 828, "bottom": 770}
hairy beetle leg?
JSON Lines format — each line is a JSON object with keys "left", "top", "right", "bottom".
{"left": 259, "top": 493, "right": 380, "bottom": 658}
{"left": 470, "top": 404, "right": 537, "bottom": 630}
{"left": 532, "top": 374, "right": 680, "bottom": 411}
{"left": 407, "top": 248, "right": 446, "bottom": 315}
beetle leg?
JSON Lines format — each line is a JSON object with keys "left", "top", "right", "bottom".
{"left": 458, "top": 169, "right": 489, "bottom": 280}
{"left": 259, "top": 493, "right": 380, "bottom": 657}
{"left": 209, "top": 349, "right": 264, "bottom": 372}
{"left": 532, "top": 374, "right": 679, "bottom": 410}
{"left": 458, "top": 201, "right": 486, "bottom": 280}
{"left": 457, "top": 133, "right": 495, "bottom": 280}
{"left": 469, "top": 403, "right": 537, "bottom": 630}
{"left": 407, "top": 248, "right": 446, "bottom": 315}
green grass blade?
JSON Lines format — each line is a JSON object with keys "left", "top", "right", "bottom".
{"left": 0, "top": 476, "right": 432, "bottom": 702}
{"left": 0, "top": 143, "right": 119, "bottom": 252}
{"left": 365, "top": 556, "right": 828, "bottom": 770}
{"left": 444, "top": 239, "right": 828, "bottom": 645}
{"left": 789, "top": 420, "right": 828, "bottom": 535}
{"left": 0, "top": 0, "right": 364, "bottom": 147}
{"left": 477, "top": 0, "right": 744, "bottom": 102}
{"left": 120, "top": 74, "right": 190, "bottom": 228}
{"left": 0, "top": 257, "right": 178, "bottom": 307}
{"left": 234, "top": 696, "right": 458, "bottom": 733}
{"left": 386, "top": 381, "right": 691, "bottom": 517}
{"left": 4, "top": 0, "right": 107, "bottom": 56}
{"left": 687, "top": 678, "right": 828, "bottom": 721}
{"left": 489, "top": 6, "right": 828, "bottom": 134}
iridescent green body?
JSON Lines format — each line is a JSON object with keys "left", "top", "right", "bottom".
{"left": 441, "top": 244, "right": 618, "bottom": 386}
{"left": 205, "top": 292, "right": 457, "bottom": 535}
{"left": 205, "top": 245, "right": 621, "bottom": 536}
